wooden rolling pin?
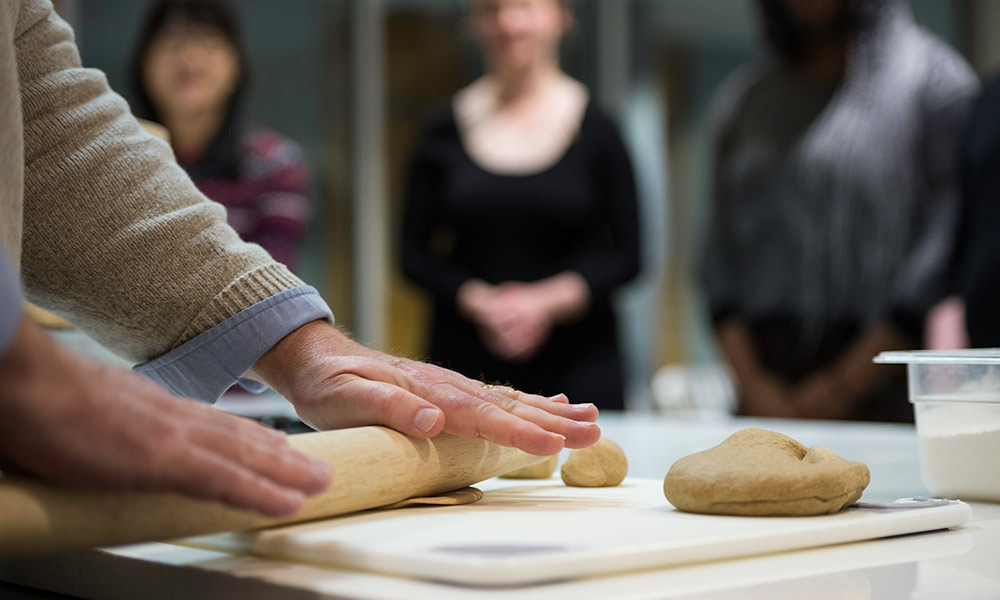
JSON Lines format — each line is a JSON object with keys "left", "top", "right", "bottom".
{"left": 0, "top": 426, "right": 546, "bottom": 556}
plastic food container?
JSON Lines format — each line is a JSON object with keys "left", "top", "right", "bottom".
{"left": 875, "top": 350, "right": 1000, "bottom": 502}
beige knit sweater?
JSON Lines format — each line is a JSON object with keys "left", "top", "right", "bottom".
{"left": 1, "top": 0, "right": 305, "bottom": 361}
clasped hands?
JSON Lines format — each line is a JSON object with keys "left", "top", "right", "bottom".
{"left": 457, "top": 273, "right": 590, "bottom": 362}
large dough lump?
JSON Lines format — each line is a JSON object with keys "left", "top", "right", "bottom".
{"left": 500, "top": 455, "right": 559, "bottom": 479}
{"left": 561, "top": 439, "right": 628, "bottom": 487}
{"left": 663, "top": 428, "right": 870, "bottom": 516}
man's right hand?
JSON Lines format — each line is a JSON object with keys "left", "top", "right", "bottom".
{"left": 0, "top": 317, "right": 331, "bottom": 517}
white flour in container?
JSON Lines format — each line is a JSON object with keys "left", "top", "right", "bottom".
{"left": 918, "top": 410, "right": 1000, "bottom": 501}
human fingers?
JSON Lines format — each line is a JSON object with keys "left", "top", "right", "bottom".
{"left": 488, "top": 328, "right": 529, "bottom": 361}
{"left": 167, "top": 397, "right": 288, "bottom": 446}
{"left": 156, "top": 443, "right": 308, "bottom": 517}
{"left": 294, "top": 373, "right": 446, "bottom": 438}
{"left": 392, "top": 370, "right": 581, "bottom": 454}
{"left": 517, "top": 391, "right": 598, "bottom": 420}
{"left": 144, "top": 392, "right": 333, "bottom": 496}
{"left": 460, "top": 384, "right": 600, "bottom": 448}
{"left": 416, "top": 362, "right": 597, "bottom": 423}
{"left": 496, "top": 315, "right": 548, "bottom": 353}
{"left": 480, "top": 304, "right": 516, "bottom": 331}
{"left": 504, "top": 323, "right": 551, "bottom": 362}
{"left": 432, "top": 393, "right": 567, "bottom": 456}
{"left": 505, "top": 398, "right": 600, "bottom": 448}
{"left": 184, "top": 416, "right": 332, "bottom": 496}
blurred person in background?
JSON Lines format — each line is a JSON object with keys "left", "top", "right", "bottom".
{"left": 131, "top": 0, "right": 309, "bottom": 271}
{"left": 701, "top": 0, "right": 977, "bottom": 421}
{"left": 401, "top": 0, "right": 640, "bottom": 411}
{"left": 954, "top": 73, "right": 1000, "bottom": 348}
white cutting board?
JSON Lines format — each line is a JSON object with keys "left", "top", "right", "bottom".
{"left": 183, "top": 478, "right": 971, "bottom": 586}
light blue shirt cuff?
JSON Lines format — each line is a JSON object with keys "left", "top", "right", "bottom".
{"left": 0, "top": 247, "right": 23, "bottom": 354}
{"left": 134, "top": 286, "right": 333, "bottom": 403}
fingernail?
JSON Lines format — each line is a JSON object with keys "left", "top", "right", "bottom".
{"left": 414, "top": 408, "right": 441, "bottom": 433}
{"left": 575, "top": 403, "right": 595, "bottom": 410}
{"left": 547, "top": 394, "right": 569, "bottom": 402}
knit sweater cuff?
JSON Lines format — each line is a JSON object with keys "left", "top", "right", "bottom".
{"left": 176, "top": 262, "right": 306, "bottom": 347}
{"left": 134, "top": 285, "right": 333, "bottom": 403}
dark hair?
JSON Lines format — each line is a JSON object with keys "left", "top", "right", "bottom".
{"left": 757, "top": 0, "right": 876, "bottom": 61}
{"left": 129, "top": 0, "right": 247, "bottom": 178}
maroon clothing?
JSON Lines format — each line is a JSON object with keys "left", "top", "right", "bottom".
{"left": 177, "top": 129, "right": 310, "bottom": 271}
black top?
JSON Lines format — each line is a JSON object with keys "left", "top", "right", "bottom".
{"left": 400, "top": 100, "right": 640, "bottom": 409}
{"left": 957, "top": 73, "right": 1000, "bottom": 347}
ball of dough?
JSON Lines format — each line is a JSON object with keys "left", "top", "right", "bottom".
{"left": 561, "top": 439, "right": 628, "bottom": 487}
{"left": 500, "top": 455, "right": 559, "bottom": 479}
{"left": 663, "top": 428, "right": 870, "bottom": 516}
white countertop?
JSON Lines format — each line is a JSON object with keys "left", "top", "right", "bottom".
{"left": 2, "top": 412, "right": 998, "bottom": 599}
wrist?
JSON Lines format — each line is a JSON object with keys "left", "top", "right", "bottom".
{"left": 538, "top": 272, "right": 589, "bottom": 323}
{"left": 829, "top": 360, "right": 868, "bottom": 402}
{"left": 457, "top": 279, "right": 492, "bottom": 319}
{"left": 248, "top": 320, "right": 354, "bottom": 394}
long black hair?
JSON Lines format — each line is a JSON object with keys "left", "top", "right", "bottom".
{"left": 129, "top": 0, "right": 248, "bottom": 179}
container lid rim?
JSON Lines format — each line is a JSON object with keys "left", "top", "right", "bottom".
{"left": 909, "top": 394, "right": 1000, "bottom": 405}
{"left": 875, "top": 349, "right": 1000, "bottom": 364}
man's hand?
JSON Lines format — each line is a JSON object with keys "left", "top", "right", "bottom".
{"left": 249, "top": 321, "right": 601, "bottom": 456}
{"left": 0, "top": 318, "right": 331, "bottom": 517}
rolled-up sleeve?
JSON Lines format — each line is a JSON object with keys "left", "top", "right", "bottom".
{"left": 0, "top": 248, "right": 23, "bottom": 354}
{"left": 134, "top": 286, "right": 332, "bottom": 402}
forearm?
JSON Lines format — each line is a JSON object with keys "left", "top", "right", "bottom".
{"left": 716, "top": 319, "right": 795, "bottom": 418}
{"left": 716, "top": 319, "right": 767, "bottom": 388}
{"left": 828, "top": 322, "right": 911, "bottom": 400}
{"left": 532, "top": 272, "right": 590, "bottom": 323}
{"left": 789, "top": 322, "right": 911, "bottom": 420}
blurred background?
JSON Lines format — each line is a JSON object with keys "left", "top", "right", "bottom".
{"left": 53, "top": 0, "right": 1000, "bottom": 414}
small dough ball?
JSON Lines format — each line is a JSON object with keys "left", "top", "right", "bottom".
{"left": 500, "top": 455, "right": 559, "bottom": 479}
{"left": 561, "top": 439, "right": 628, "bottom": 487}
